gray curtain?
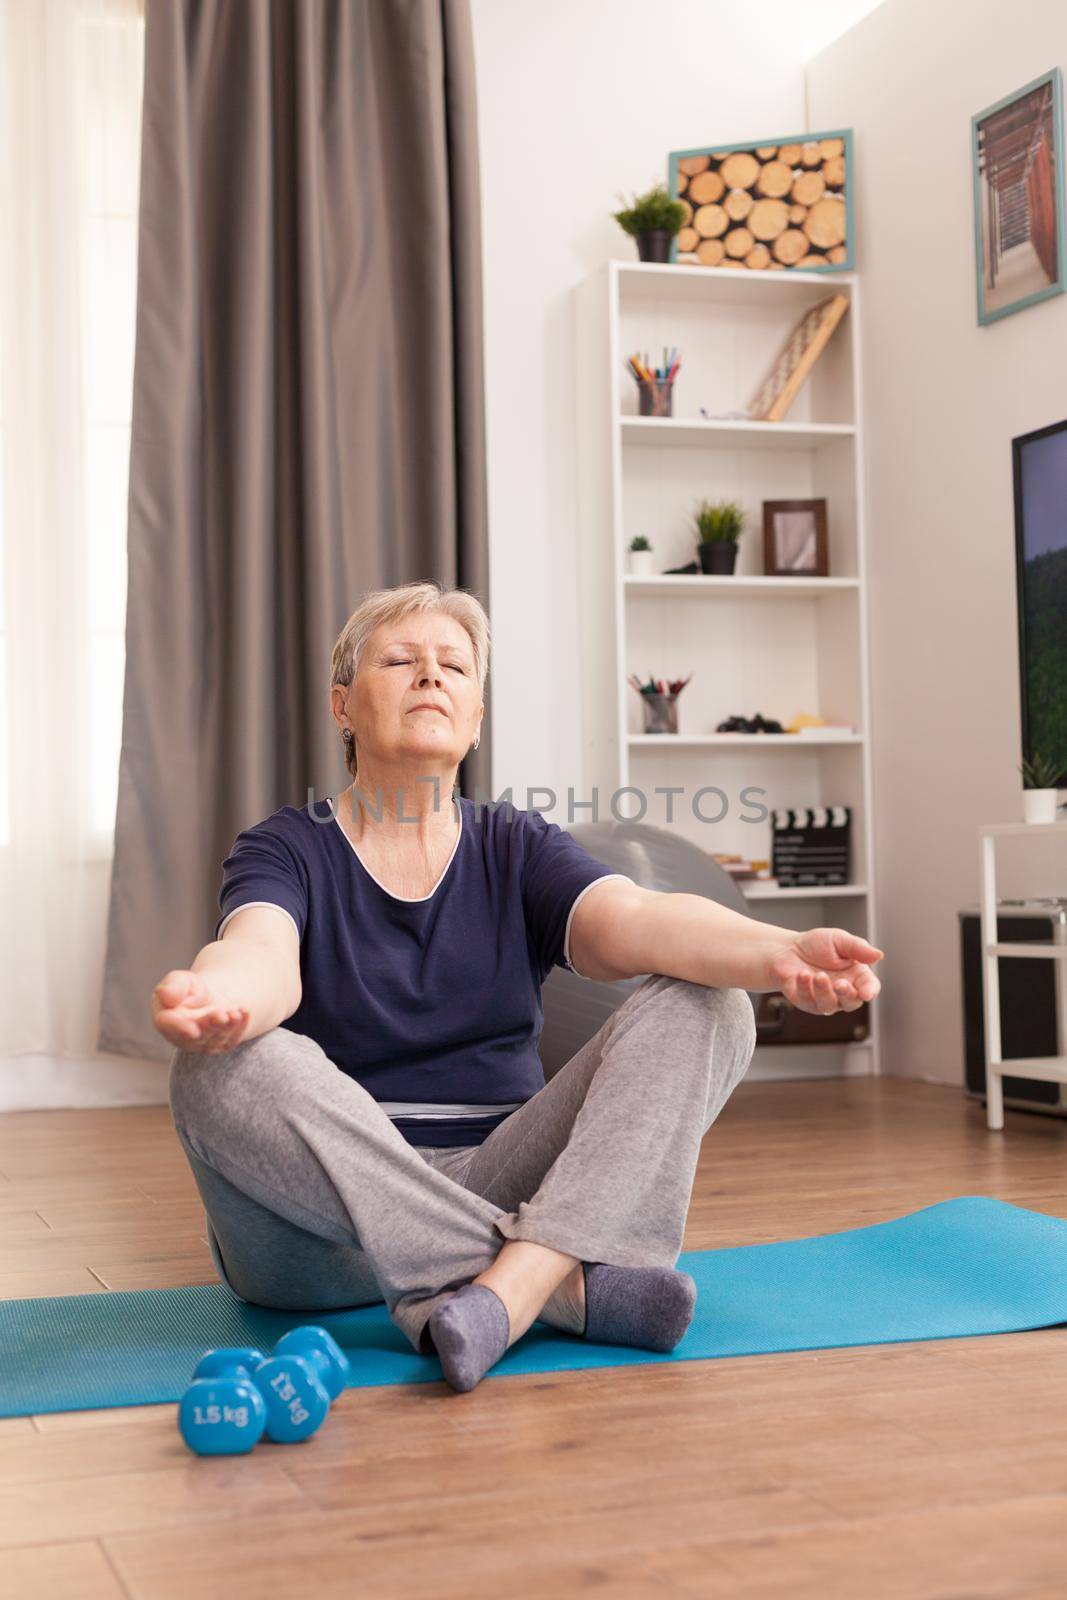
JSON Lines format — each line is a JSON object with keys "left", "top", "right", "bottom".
{"left": 98, "top": 0, "right": 490, "bottom": 1063}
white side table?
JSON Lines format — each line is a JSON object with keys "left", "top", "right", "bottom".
{"left": 979, "top": 820, "right": 1067, "bottom": 1130}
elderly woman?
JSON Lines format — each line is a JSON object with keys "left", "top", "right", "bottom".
{"left": 156, "top": 581, "right": 883, "bottom": 1392}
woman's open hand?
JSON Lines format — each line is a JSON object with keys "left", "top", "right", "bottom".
{"left": 151, "top": 969, "right": 250, "bottom": 1053}
{"left": 767, "top": 928, "right": 884, "bottom": 1016}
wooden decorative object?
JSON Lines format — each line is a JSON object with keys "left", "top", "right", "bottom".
{"left": 668, "top": 130, "right": 854, "bottom": 272}
{"left": 762, "top": 499, "right": 829, "bottom": 577}
{"left": 745, "top": 294, "right": 850, "bottom": 422}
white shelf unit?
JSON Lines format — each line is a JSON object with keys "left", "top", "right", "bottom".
{"left": 979, "top": 820, "right": 1067, "bottom": 1130}
{"left": 574, "top": 259, "right": 881, "bottom": 1081}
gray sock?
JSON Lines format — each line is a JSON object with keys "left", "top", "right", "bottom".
{"left": 426, "top": 1282, "right": 511, "bottom": 1392}
{"left": 582, "top": 1262, "right": 697, "bottom": 1353}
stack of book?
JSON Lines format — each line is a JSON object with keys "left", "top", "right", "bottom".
{"left": 713, "top": 854, "right": 771, "bottom": 882}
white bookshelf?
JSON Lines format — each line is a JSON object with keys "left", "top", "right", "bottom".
{"left": 574, "top": 259, "right": 881, "bottom": 1081}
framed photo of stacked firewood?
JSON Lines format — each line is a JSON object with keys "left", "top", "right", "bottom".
{"left": 668, "top": 130, "right": 854, "bottom": 272}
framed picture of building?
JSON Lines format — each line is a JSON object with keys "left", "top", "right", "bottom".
{"left": 972, "top": 68, "right": 1066, "bottom": 325}
{"left": 667, "top": 130, "right": 853, "bottom": 272}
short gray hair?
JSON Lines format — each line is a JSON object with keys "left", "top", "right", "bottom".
{"left": 330, "top": 580, "right": 490, "bottom": 777}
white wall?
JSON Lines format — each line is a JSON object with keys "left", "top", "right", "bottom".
{"left": 806, "top": 0, "right": 1067, "bottom": 1084}
{"left": 470, "top": 0, "right": 880, "bottom": 811}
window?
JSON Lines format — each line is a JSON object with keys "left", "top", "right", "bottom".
{"left": 77, "top": 0, "right": 144, "bottom": 847}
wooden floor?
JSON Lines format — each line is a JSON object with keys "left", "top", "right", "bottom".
{"left": 2, "top": 1077, "right": 1067, "bottom": 1600}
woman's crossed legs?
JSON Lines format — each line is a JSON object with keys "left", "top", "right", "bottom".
{"left": 168, "top": 974, "right": 756, "bottom": 1363}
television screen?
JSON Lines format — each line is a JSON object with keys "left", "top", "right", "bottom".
{"left": 1013, "top": 419, "right": 1067, "bottom": 788}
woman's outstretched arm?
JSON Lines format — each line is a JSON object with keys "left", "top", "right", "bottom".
{"left": 151, "top": 906, "right": 302, "bottom": 1053}
{"left": 568, "top": 879, "right": 883, "bottom": 1016}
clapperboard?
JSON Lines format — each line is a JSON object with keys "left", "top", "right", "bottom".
{"left": 772, "top": 806, "right": 851, "bottom": 887}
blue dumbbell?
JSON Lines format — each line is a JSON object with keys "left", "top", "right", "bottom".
{"left": 192, "top": 1345, "right": 269, "bottom": 1383}
{"left": 178, "top": 1374, "right": 267, "bottom": 1455}
{"left": 273, "top": 1326, "right": 350, "bottom": 1400}
{"left": 179, "top": 1328, "right": 350, "bottom": 1453}
{"left": 250, "top": 1351, "right": 332, "bottom": 1443}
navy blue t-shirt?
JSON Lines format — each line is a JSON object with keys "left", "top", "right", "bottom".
{"left": 214, "top": 795, "right": 631, "bottom": 1147}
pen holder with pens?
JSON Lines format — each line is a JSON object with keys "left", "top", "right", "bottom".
{"left": 638, "top": 378, "right": 674, "bottom": 418}
{"left": 641, "top": 692, "right": 679, "bottom": 734}
{"left": 627, "top": 348, "right": 681, "bottom": 419}
{"left": 628, "top": 672, "right": 692, "bottom": 734}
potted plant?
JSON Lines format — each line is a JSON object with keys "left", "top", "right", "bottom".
{"left": 694, "top": 497, "right": 745, "bottom": 575}
{"left": 1019, "top": 751, "right": 1062, "bottom": 824}
{"left": 612, "top": 182, "right": 687, "bottom": 264}
{"left": 628, "top": 535, "right": 655, "bottom": 575}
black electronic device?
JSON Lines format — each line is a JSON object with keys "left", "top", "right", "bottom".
{"left": 1012, "top": 419, "right": 1067, "bottom": 789}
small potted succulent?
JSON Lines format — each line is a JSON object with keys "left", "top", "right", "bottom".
{"left": 1019, "top": 750, "right": 1063, "bottom": 824}
{"left": 694, "top": 497, "right": 745, "bottom": 575}
{"left": 628, "top": 534, "right": 655, "bottom": 575}
{"left": 612, "top": 182, "right": 687, "bottom": 263}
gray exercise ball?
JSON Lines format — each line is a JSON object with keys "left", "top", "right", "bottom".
{"left": 539, "top": 817, "right": 761, "bottom": 1080}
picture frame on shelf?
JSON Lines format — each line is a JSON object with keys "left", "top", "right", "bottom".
{"left": 972, "top": 68, "right": 1066, "bottom": 326}
{"left": 762, "top": 499, "right": 829, "bottom": 576}
{"left": 667, "top": 130, "right": 854, "bottom": 272}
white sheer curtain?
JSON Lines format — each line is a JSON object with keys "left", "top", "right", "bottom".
{"left": 0, "top": 0, "right": 149, "bottom": 1105}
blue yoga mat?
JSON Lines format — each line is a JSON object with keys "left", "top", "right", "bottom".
{"left": 2, "top": 1197, "right": 1065, "bottom": 1418}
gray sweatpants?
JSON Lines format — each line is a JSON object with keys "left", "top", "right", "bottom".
{"left": 168, "top": 974, "right": 756, "bottom": 1355}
